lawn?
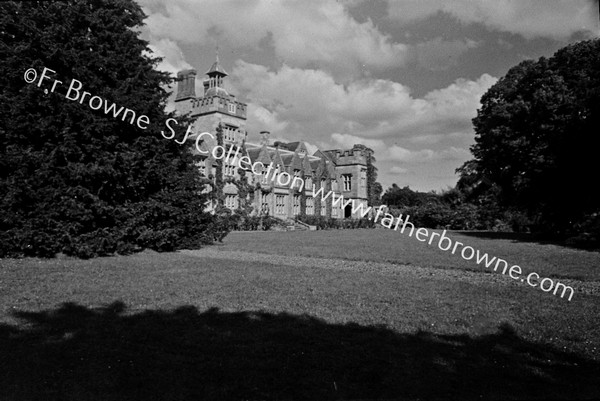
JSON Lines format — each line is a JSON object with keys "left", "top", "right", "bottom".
{"left": 221, "top": 228, "right": 600, "bottom": 281}
{"left": 0, "top": 230, "right": 599, "bottom": 400}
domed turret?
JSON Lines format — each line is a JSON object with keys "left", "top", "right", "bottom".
{"left": 203, "top": 52, "right": 228, "bottom": 97}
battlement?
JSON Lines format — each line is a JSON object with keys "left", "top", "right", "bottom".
{"left": 188, "top": 96, "right": 247, "bottom": 119}
{"left": 175, "top": 61, "right": 247, "bottom": 120}
{"left": 323, "top": 146, "right": 367, "bottom": 166}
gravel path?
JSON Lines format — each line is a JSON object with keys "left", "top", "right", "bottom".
{"left": 181, "top": 248, "right": 600, "bottom": 297}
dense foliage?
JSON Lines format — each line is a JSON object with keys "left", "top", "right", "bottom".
{"left": 458, "top": 39, "right": 599, "bottom": 243}
{"left": 382, "top": 184, "right": 529, "bottom": 232}
{"left": 0, "top": 1, "right": 223, "bottom": 258}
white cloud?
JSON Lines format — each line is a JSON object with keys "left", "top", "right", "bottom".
{"left": 231, "top": 60, "right": 497, "bottom": 142}
{"left": 248, "top": 105, "right": 289, "bottom": 134}
{"left": 147, "top": 37, "right": 192, "bottom": 76}
{"left": 331, "top": 134, "right": 470, "bottom": 163}
{"left": 387, "top": 0, "right": 599, "bottom": 39}
{"left": 140, "top": 0, "right": 410, "bottom": 79}
{"left": 137, "top": 0, "right": 509, "bottom": 191}
{"left": 386, "top": 146, "right": 434, "bottom": 162}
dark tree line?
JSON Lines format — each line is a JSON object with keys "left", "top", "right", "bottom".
{"left": 459, "top": 38, "right": 600, "bottom": 244}
{"left": 383, "top": 39, "right": 599, "bottom": 246}
{"left": 0, "top": 1, "right": 224, "bottom": 258}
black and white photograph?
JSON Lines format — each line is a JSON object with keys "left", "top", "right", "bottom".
{"left": 1, "top": 0, "right": 599, "bottom": 399}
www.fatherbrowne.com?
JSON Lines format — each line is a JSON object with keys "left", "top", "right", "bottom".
{"left": 311, "top": 185, "right": 575, "bottom": 301}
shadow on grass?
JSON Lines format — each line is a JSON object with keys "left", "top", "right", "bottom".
{"left": 1, "top": 302, "right": 598, "bottom": 400}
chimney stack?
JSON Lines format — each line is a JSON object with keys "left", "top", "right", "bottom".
{"left": 260, "top": 131, "right": 271, "bottom": 146}
{"left": 175, "top": 69, "right": 197, "bottom": 101}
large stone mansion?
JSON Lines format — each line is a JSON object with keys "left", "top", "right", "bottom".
{"left": 175, "top": 57, "right": 372, "bottom": 220}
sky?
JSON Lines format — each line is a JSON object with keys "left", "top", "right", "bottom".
{"left": 138, "top": 0, "right": 599, "bottom": 192}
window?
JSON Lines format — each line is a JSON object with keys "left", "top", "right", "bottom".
{"left": 293, "top": 195, "right": 300, "bottom": 215}
{"left": 224, "top": 126, "right": 236, "bottom": 142}
{"left": 228, "top": 103, "right": 236, "bottom": 114}
{"left": 320, "top": 203, "right": 326, "bottom": 216}
{"left": 305, "top": 177, "right": 312, "bottom": 190}
{"left": 225, "top": 195, "right": 237, "bottom": 209}
{"left": 276, "top": 195, "right": 286, "bottom": 215}
{"left": 361, "top": 169, "right": 367, "bottom": 188}
{"left": 306, "top": 197, "right": 314, "bottom": 215}
{"left": 196, "top": 159, "right": 206, "bottom": 176}
{"left": 343, "top": 174, "right": 352, "bottom": 191}
{"left": 293, "top": 169, "right": 301, "bottom": 176}
{"left": 224, "top": 163, "right": 235, "bottom": 177}
{"left": 332, "top": 204, "right": 338, "bottom": 217}
{"left": 260, "top": 192, "right": 270, "bottom": 214}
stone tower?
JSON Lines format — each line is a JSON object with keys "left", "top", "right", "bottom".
{"left": 174, "top": 54, "right": 247, "bottom": 147}
{"left": 324, "top": 145, "right": 369, "bottom": 218}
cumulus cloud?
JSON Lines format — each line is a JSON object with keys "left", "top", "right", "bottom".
{"left": 139, "top": 0, "right": 410, "bottom": 79}
{"left": 387, "top": 0, "right": 599, "bottom": 39}
{"left": 147, "top": 37, "right": 192, "bottom": 76}
{"left": 331, "top": 134, "right": 471, "bottom": 164}
{"left": 230, "top": 60, "right": 497, "bottom": 142}
{"left": 137, "top": 0, "right": 510, "bottom": 190}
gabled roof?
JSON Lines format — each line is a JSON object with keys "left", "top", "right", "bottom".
{"left": 289, "top": 151, "right": 303, "bottom": 171}
{"left": 314, "top": 149, "right": 336, "bottom": 165}
{"left": 271, "top": 148, "right": 285, "bottom": 170}
{"left": 321, "top": 150, "right": 340, "bottom": 163}
{"left": 314, "top": 158, "right": 328, "bottom": 178}
{"left": 326, "top": 160, "right": 336, "bottom": 178}
{"left": 281, "top": 154, "right": 294, "bottom": 167}
{"left": 301, "top": 154, "right": 313, "bottom": 176}
{"left": 246, "top": 148, "right": 262, "bottom": 163}
{"left": 256, "top": 144, "right": 273, "bottom": 168}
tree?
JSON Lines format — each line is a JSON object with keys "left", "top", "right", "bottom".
{"left": 381, "top": 184, "right": 438, "bottom": 208}
{"left": 0, "top": 1, "right": 218, "bottom": 257}
{"left": 459, "top": 39, "right": 600, "bottom": 236}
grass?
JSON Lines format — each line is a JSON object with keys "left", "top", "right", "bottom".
{"left": 222, "top": 229, "right": 600, "bottom": 281}
{"left": 0, "top": 230, "right": 599, "bottom": 400}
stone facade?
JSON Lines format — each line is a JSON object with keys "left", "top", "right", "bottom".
{"left": 174, "top": 57, "right": 371, "bottom": 220}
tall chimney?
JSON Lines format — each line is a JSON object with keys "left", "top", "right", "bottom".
{"left": 260, "top": 131, "right": 270, "bottom": 146}
{"left": 175, "top": 69, "right": 197, "bottom": 101}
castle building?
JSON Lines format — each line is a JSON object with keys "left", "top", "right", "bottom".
{"left": 175, "top": 57, "right": 371, "bottom": 220}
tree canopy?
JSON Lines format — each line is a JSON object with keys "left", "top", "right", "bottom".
{"left": 0, "top": 0, "right": 217, "bottom": 257}
{"left": 459, "top": 39, "right": 600, "bottom": 235}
